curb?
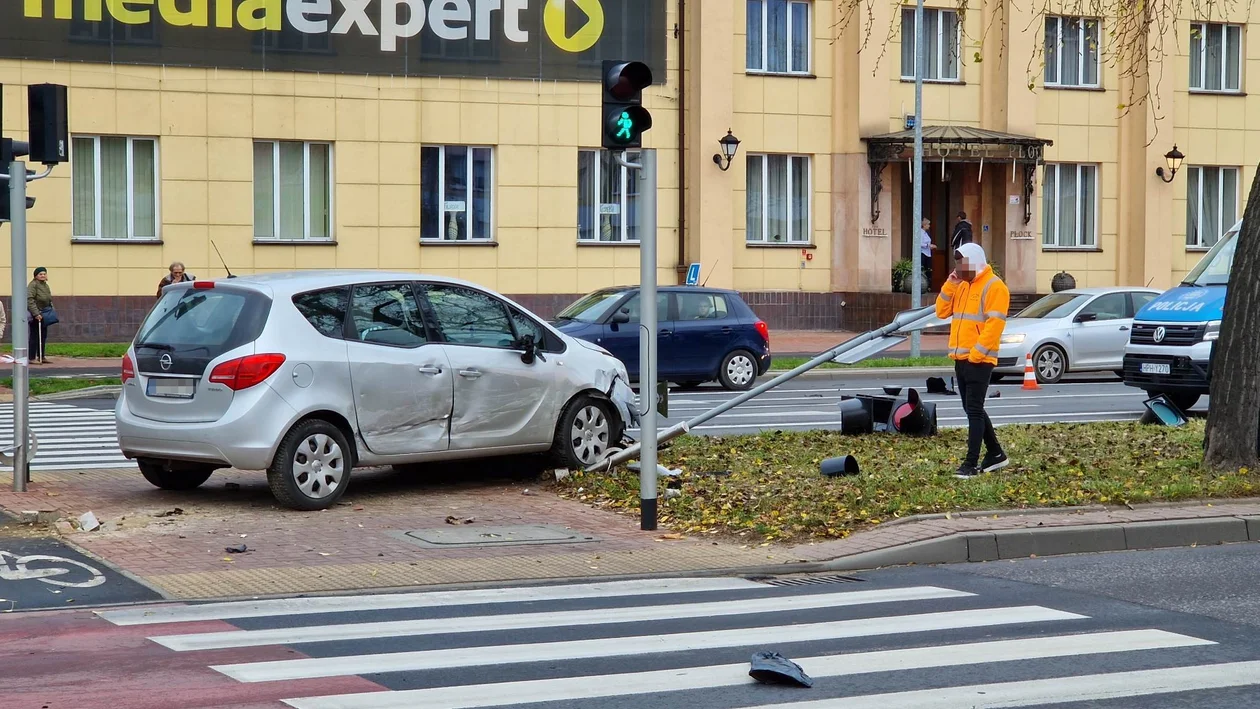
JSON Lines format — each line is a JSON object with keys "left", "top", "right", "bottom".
{"left": 33, "top": 385, "right": 121, "bottom": 402}
{"left": 760, "top": 366, "right": 954, "bottom": 381}
{"left": 811, "top": 515, "right": 1260, "bottom": 573}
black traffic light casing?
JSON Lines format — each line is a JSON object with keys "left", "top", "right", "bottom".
{"left": 28, "top": 83, "right": 69, "bottom": 165}
{"left": 0, "top": 138, "right": 36, "bottom": 223}
{"left": 601, "top": 60, "right": 653, "bottom": 150}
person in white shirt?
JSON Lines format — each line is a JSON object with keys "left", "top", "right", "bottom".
{"left": 919, "top": 218, "right": 937, "bottom": 288}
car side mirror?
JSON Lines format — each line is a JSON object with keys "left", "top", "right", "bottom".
{"left": 1075, "top": 312, "right": 1097, "bottom": 323}
{"left": 518, "top": 334, "right": 537, "bottom": 365}
{"left": 611, "top": 310, "right": 631, "bottom": 325}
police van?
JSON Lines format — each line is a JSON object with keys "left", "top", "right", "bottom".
{"left": 1121, "top": 219, "right": 1239, "bottom": 410}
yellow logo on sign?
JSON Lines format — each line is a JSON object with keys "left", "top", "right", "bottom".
{"left": 543, "top": 0, "right": 604, "bottom": 53}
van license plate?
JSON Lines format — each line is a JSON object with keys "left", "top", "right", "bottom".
{"left": 1140, "top": 363, "right": 1172, "bottom": 375}
{"left": 147, "top": 378, "right": 195, "bottom": 399}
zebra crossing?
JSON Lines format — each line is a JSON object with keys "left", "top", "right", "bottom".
{"left": 94, "top": 574, "right": 1260, "bottom": 708}
{"left": 0, "top": 402, "right": 130, "bottom": 471}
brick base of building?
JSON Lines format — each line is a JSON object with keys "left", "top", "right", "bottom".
{"left": 44, "top": 291, "right": 1047, "bottom": 342}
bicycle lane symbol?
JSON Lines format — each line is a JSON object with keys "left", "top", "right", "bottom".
{"left": 0, "top": 550, "right": 106, "bottom": 588}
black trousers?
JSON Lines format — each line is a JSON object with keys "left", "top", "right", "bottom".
{"left": 955, "top": 360, "right": 1002, "bottom": 466}
{"left": 919, "top": 254, "right": 932, "bottom": 283}
{"left": 28, "top": 318, "right": 49, "bottom": 361}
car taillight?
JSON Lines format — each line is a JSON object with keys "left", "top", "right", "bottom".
{"left": 755, "top": 320, "right": 770, "bottom": 345}
{"left": 209, "top": 354, "right": 286, "bottom": 391}
{"left": 121, "top": 355, "right": 135, "bottom": 383}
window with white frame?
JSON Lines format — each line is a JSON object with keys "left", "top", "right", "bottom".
{"left": 900, "top": 7, "right": 960, "bottom": 81}
{"left": 746, "top": 154, "right": 812, "bottom": 244}
{"left": 746, "top": 0, "right": 812, "bottom": 74}
{"left": 1041, "top": 163, "right": 1098, "bottom": 248}
{"left": 1187, "top": 166, "right": 1239, "bottom": 248}
{"left": 1190, "top": 22, "right": 1242, "bottom": 92}
{"left": 71, "top": 135, "right": 159, "bottom": 240}
{"left": 253, "top": 141, "right": 332, "bottom": 241}
{"left": 577, "top": 149, "right": 642, "bottom": 243}
{"left": 1044, "top": 16, "right": 1100, "bottom": 87}
{"left": 421, "top": 146, "right": 493, "bottom": 242}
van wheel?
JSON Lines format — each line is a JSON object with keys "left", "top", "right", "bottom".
{"left": 552, "top": 396, "right": 617, "bottom": 470}
{"left": 138, "top": 459, "right": 214, "bottom": 491}
{"left": 267, "top": 420, "right": 351, "bottom": 511}
{"left": 1146, "top": 391, "right": 1201, "bottom": 412}
{"left": 719, "top": 350, "right": 758, "bottom": 391}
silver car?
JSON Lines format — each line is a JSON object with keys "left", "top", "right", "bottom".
{"left": 117, "top": 271, "right": 635, "bottom": 510}
{"left": 993, "top": 287, "right": 1161, "bottom": 384}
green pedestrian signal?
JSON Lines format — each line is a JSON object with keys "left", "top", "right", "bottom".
{"left": 601, "top": 60, "right": 653, "bottom": 149}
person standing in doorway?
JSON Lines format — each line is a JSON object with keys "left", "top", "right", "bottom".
{"left": 157, "top": 261, "right": 195, "bottom": 299}
{"left": 951, "top": 211, "right": 974, "bottom": 251}
{"left": 27, "top": 267, "right": 55, "bottom": 365}
{"left": 919, "top": 218, "right": 937, "bottom": 288}
{"left": 936, "top": 243, "right": 1010, "bottom": 478}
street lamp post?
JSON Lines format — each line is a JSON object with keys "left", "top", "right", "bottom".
{"left": 910, "top": 0, "right": 926, "bottom": 357}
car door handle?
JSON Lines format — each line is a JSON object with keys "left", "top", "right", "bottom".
{"left": 659, "top": 329, "right": 672, "bottom": 335}
{"left": 418, "top": 365, "right": 443, "bottom": 375}
{"left": 458, "top": 369, "right": 483, "bottom": 379}
{"left": 1119, "top": 326, "right": 1130, "bottom": 331}
{"left": 721, "top": 326, "right": 732, "bottom": 333}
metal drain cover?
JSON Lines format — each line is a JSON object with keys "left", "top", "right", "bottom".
{"left": 757, "top": 574, "right": 865, "bottom": 587}
{"left": 390, "top": 525, "right": 599, "bottom": 549}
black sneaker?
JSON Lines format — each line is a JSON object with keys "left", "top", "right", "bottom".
{"left": 981, "top": 452, "right": 1010, "bottom": 473}
{"left": 954, "top": 463, "right": 981, "bottom": 479}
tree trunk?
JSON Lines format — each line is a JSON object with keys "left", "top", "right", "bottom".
{"left": 1204, "top": 165, "right": 1260, "bottom": 471}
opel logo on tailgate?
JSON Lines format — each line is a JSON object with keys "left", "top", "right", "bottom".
{"left": 159, "top": 353, "right": 173, "bottom": 371}
{"left": 1153, "top": 326, "right": 1167, "bottom": 343}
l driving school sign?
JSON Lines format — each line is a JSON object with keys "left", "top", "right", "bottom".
{"left": 3, "top": 0, "right": 665, "bottom": 81}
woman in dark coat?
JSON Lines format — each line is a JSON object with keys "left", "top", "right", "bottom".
{"left": 27, "top": 266, "right": 54, "bottom": 365}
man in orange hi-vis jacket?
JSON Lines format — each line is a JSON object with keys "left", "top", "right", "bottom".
{"left": 936, "top": 242, "right": 1011, "bottom": 478}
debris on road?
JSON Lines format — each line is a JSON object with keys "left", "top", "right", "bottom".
{"left": 554, "top": 468, "right": 572, "bottom": 482}
{"left": 224, "top": 482, "right": 241, "bottom": 491}
{"left": 155, "top": 508, "right": 184, "bottom": 518}
{"left": 749, "top": 651, "right": 814, "bottom": 687}
{"left": 445, "top": 515, "right": 476, "bottom": 525}
{"left": 78, "top": 511, "right": 100, "bottom": 532}
{"left": 224, "top": 544, "right": 249, "bottom": 554}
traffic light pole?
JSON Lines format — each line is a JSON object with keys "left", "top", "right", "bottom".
{"left": 618, "top": 148, "right": 658, "bottom": 531}
{"left": 9, "top": 159, "right": 29, "bottom": 491}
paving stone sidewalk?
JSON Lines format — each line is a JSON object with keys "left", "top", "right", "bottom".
{"left": 2, "top": 464, "right": 1257, "bottom": 600}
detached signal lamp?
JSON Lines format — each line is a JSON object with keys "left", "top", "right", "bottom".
{"left": 889, "top": 389, "right": 938, "bottom": 436}
{"left": 1141, "top": 394, "right": 1188, "bottom": 427}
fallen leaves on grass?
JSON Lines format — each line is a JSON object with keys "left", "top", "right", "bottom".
{"left": 556, "top": 421, "right": 1243, "bottom": 544}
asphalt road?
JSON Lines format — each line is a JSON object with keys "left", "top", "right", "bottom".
{"left": 11, "top": 551, "right": 1260, "bottom": 708}
{"left": 630, "top": 371, "right": 1201, "bottom": 437}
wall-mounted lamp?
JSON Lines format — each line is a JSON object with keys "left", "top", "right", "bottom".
{"left": 712, "top": 130, "right": 741, "bottom": 171}
{"left": 1156, "top": 144, "right": 1185, "bottom": 183}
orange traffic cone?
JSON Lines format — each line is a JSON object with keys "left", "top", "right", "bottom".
{"left": 1022, "top": 352, "right": 1040, "bottom": 390}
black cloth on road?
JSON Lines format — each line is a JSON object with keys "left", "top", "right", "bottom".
{"left": 955, "top": 360, "right": 1002, "bottom": 466}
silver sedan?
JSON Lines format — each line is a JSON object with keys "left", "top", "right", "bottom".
{"left": 994, "top": 287, "right": 1162, "bottom": 384}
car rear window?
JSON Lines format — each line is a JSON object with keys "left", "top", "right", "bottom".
{"left": 134, "top": 287, "right": 270, "bottom": 375}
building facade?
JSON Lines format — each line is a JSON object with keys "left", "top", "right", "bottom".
{"left": 0, "top": 0, "right": 1254, "bottom": 340}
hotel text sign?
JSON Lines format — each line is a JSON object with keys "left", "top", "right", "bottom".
{"left": 2, "top": 0, "right": 666, "bottom": 81}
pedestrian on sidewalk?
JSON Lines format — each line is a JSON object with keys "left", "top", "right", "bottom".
{"left": 919, "top": 218, "right": 937, "bottom": 288}
{"left": 157, "top": 261, "right": 194, "bottom": 299}
{"left": 951, "top": 211, "right": 974, "bottom": 251}
{"left": 27, "top": 266, "right": 56, "bottom": 365}
{"left": 936, "top": 243, "right": 1009, "bottom": 478}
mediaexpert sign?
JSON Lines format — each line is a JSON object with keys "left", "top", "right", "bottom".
{"left": 1, "top": 0, "right": 667, "bottom": 81}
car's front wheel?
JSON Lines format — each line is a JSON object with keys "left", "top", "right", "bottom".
{"left": 719, "top": 350, "right": 758, "bottom": 391}
{"left": 137, "top": 459, "right": 215, "bottom": 491}
{"left": 267, "top": 419, "right": 351, "bottom": 511}
{"left": 1033, "top": 344, "right": 1067, "bottom": 384}
{"left": 552, "top": 395, "right": 618, "bottom": 469}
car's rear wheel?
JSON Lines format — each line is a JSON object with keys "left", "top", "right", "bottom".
{"left": 552, "top": 395, "right": 617, "bottom": 469}
{"left": 1033, "top": 344, "right": 1067, "bottom": 384}
{"left": 719, "top": 350, "right": 758, "bottom": 391}
{"left": 267, "top": 419, "right": 351, "bottom": 511}
{"left": 137, "top": 459, "right": 215, "bottom": 491}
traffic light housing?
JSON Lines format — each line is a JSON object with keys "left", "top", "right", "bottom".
{"left": 601, "top": 60, "right": 653, "bottom": 150}
{"left": 0, "top": 139, "right": 36, "bottom": 224}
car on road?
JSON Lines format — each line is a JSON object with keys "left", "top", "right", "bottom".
{"left": 116, "top": 272, "right": 635, "bottom": 511}
{"left": 1123, "top": 219, "right": 1238, "bottom": 411}
{"left": 994, "top": 287, "right": 1162, "bottom": 384}
{"left": 551, "top": 286, "right": 772, "bottom": 391}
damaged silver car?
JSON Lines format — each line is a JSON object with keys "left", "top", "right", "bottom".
{"left": 116, "top": 271, "right": 635, "bottom": 510}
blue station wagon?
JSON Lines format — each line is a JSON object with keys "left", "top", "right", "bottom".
{"left": 552, "top": 286, "right": 772, "bottom": 391}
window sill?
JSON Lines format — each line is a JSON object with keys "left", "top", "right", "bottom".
{"left": 1043, "top": 84, "right": 1105, "bottom": 92}
{"left": 420, "top": 240, "right": 498, "bottom": 247}
{"left": 1189, "top": 89, "right": 1245, "bottom": 96}
{"left": 1041, "top": 247, "right": 1102, "bottom": 253}
{"left": 1186, "top": 246, "right": 1212, "bottom": 252}
{"left": 253, "top": 238, "right": 337, "bottom": 246}
{"left": 577, "top": 241, "right": 640, "bottom": 247}
{"left": 745, "top": 70, "right": 817, "bottom": 79}
{"left": 746, "top": 242, "right": 816, "bottom": 249}
{"left": 899, "top": 78, "right": 965, "bottom": 85}
{"left": 71, "top": 238, "right": 163, "bottom": 245}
